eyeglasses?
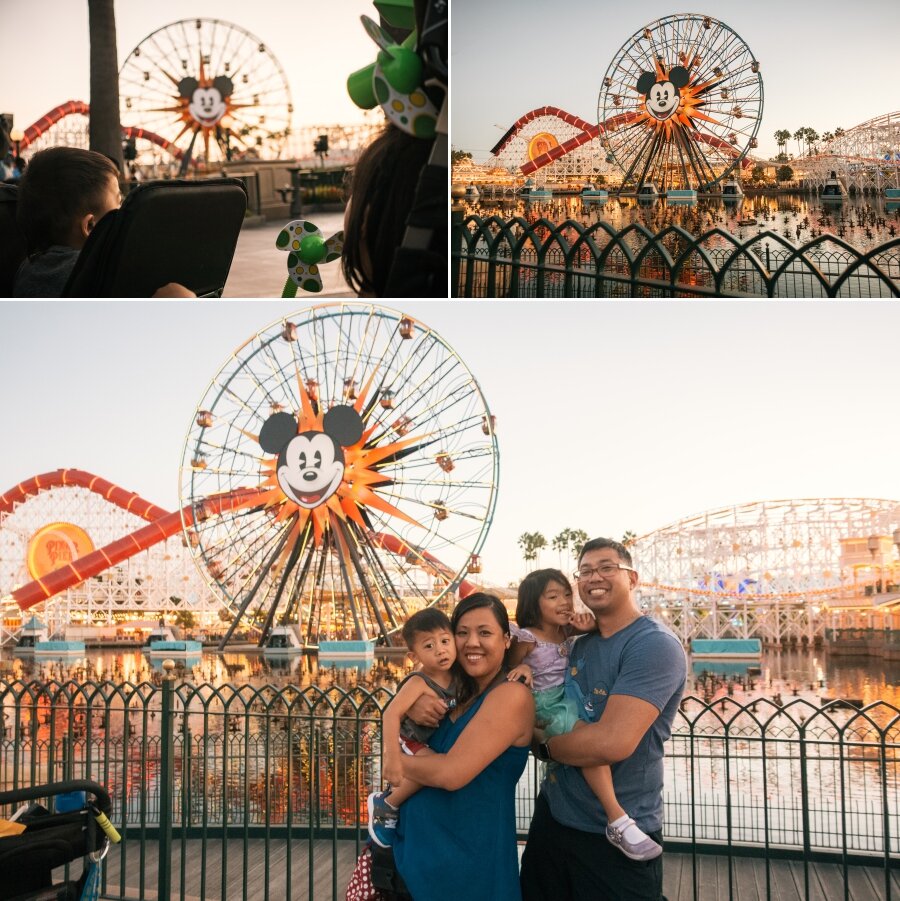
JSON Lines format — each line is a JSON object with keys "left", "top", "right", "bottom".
{"left": 573, "top": 563, "right": 634, "bottom": 581}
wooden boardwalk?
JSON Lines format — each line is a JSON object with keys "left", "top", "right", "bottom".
{"left": 93, "top": 839, "right": 899, "bottom": 900}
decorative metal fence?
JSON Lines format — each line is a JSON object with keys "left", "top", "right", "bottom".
{"left": 1, "top": 673, "right": 897, "bottom": 900}
{"left": 452, "top": 213, "right": 900, "bottom": 298}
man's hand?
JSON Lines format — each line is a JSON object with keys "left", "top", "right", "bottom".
{"left": 405, "top": 693, "right": 448, "bottom": 729}
{"left": 507, "top": 663, "right": 533, "bottom": 686}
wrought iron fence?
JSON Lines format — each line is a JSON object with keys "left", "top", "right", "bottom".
{"left": 452, "top": 213, "right": 900, "bottom": 298}
{"left": 1, "top": 674, "right": 897, "bottom": 900}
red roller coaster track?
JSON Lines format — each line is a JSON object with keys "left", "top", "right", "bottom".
{"left": 19, "top": 102, "right": 188, "bottom": 162}
{"left": 2, "top": 469, "right": 475, "bottom": 612}
{"left": 492, "top": 106, "right": 752, "bottom": 176}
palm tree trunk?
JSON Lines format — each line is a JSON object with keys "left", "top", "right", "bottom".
{"left": 88, "top": 0, "right": 123, "bottom": 170}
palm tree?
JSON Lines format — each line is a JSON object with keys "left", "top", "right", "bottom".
{"left": 805, "top": 128, "right": 820, "bottom": 156}
{"left": 552, "top": 528, "right": 572, "bottom": 568}
{"left": 568, "top": 529, "right": 589, "bottom": 565}
{"left": 793, "top": 128, "right": 806, "bottom": 158}
{"left": 774, "top": 129, "right": 792, "bottom": 158}
{"left": 518, "top": 532, "right": 547, "bottom": 571}
{"left": 622, "top": 530, "right": 638, "bottom": 548}
{"left": 88, "top": 0, "right": 123, "bottom": 170}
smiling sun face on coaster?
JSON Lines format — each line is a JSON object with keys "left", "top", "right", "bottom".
{"left": 276, "top": 220, "right": 343, "bottom": 293}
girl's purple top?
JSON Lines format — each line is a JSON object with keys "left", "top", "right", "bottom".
{"left": 510, "top": 623, "right": 579, "bottom": 691}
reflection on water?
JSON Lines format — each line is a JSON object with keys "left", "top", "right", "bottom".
{"left": 468, "top": 193, "right": 900, "bottom": 254}
{"left": 1, "top": 646, "right": 896, "bottom": 707}
{"left": 0, "top": 647, "right": 414, "bottom": 695}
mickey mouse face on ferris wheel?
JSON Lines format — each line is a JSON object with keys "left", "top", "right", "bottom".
{"left": 258, "top": 406, "right": 364, "bottom": 510}
{"left": 637, "top": 67, "right": 690, "bottom": 122}
{"left": 178, "top": 76, "right": 234, "bottom": 127}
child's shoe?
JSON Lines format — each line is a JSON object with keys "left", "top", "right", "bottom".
{"left": 367, "top": 790, "right": 398, "bottom": 848}
{"left": 605, "top": 815, "right": 663, "bottom": 861}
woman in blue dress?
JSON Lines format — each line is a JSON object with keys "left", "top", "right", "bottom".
{"left": 392, "top": 593, "right": 535, "bottom": 901}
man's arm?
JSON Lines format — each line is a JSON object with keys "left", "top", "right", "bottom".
{"left": 540, "top": 693, "right": 660, "bottom": 767}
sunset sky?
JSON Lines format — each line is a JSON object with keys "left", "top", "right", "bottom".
{"left": 452, "top": 0, "right": 898, "bottom": 163}
{"left": 2, "top": 301, "right": 898, "bottom": 586}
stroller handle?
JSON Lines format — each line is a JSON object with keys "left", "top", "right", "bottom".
{"left": 0, "top": 780, "right": 113, "bottom": 815}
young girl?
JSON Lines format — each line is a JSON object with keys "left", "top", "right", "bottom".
{"left": 508, "top": 568, "right": 662, "bottom": 861}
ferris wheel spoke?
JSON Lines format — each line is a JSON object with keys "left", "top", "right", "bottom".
{"left": 121, "top": 18, "right": 292, "bottom": 166}
{"left": 601, "top": 15, "right": 762, "bottom": 192}
{"left": 217, "top": 514, "right": 296, "bottom": 645}
{"left": 183, "top": 305, "right": 497, "bottom": 646}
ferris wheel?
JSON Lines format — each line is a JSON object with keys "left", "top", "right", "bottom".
{"left": 119, "top": 19, "right": 293, "bottom": 167}
{"left": 599, "top": 14, "right": 763, "bottom": 194}
{"left": 179, "top": 304, "right": 499, "bottom": 649}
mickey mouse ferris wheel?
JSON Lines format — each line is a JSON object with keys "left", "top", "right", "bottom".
{"left": 598, "top": 14, "right": 763, "bottom": 194}
{"left": 119, "top": 18, "right": 293, "bottom": 166}
{"left": 179, "top": 304, "right": 499, "bottom": 649}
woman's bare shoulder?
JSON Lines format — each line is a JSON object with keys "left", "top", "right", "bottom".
{"left": 482, "top": 679, "right": 534, "bottom": 713}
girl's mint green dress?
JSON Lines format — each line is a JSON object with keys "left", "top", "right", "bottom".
{"left": 511, "top": 623, "right": 581, "bottom": 736}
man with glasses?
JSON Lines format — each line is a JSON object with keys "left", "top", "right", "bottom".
{"left": 520, "top": 537, "right": 686, "bottom": 901}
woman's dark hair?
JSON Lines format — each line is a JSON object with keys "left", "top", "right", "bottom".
{"left": 516, "top": 569, "right": 572, "bottom": 629}
{"left": 17, "top": 147, "right": 119, "bottom": 251}
{"left": 450, "top": 592, "right": 511, "bottom": 707}
{"left": 341, "top": 124, "right": 439, "bottom": 296}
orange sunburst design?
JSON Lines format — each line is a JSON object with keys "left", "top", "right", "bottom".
{"left": 253, "top": 379, "right": 429, "bottom": 549}
{"left": 633, "top": 63, "right": 722, "bottom": 141}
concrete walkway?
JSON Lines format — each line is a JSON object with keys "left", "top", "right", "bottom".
{"left": 224, "top": 212, "right": 354, "bottom": 298}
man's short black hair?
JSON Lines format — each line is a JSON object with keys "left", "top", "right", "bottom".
{"left": 17, "top": 147, "right": 119, "bottom": 251}
{"left": 401, "top": 607, "right": 452, "bottom": 648}
{"left": 578, "top": 537, "right": 633, "bottom": 568}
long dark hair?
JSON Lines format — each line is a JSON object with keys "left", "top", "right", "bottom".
{"left": 450, "top": 592, "right": 511, "bottom": 707}
{"left": 516, "top": 569, "right": 572, "bottom": 629}
{"left": 341, "top": 124, "right": 434, "bottom": 296}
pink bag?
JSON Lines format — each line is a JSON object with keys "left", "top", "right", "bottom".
{"left": 345, "top": 845, "right": 386, "bottom": 901}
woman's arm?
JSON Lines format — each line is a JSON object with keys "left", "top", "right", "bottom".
{"left": 400, "top": 682, "right": 534, "bottom": 792}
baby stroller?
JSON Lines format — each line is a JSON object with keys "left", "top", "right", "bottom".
{"left": 0, "top": 779, "right": 121, "bottom": 901}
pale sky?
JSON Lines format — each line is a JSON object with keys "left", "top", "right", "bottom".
{"left": 1, "top": 301, "right": 898, "bottom": 587}
{"left": 452, "top": 0, "right": 900, "bottom": 163}
{"left": 2, "top": 0, "right": 378, "bottom": 136}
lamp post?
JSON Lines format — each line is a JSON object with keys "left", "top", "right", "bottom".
{"left": 9, "top": 128, "right": 23, "bottom": 159}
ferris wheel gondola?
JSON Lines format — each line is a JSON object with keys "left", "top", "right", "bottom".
{"left": 599, "top": 14, "right": 763, "bottom": 195}
{"left": 180, "top": 304, "right": 499, "bottom": 649}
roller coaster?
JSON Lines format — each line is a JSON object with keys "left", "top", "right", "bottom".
{"left": 634, "top": 498, "right": 900, "bottom": 645}
{"left": 0, "top": 468, "right": 478, "bottom": 647}
{"left": 795, "top": 112, "right": 900, "bottom": 194}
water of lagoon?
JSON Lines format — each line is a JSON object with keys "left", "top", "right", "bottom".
{"left": 1, "top": 646, "right": 897, "bottom": 710}
{"left": 467, "top": 192, "right": 900, "bottom": 255}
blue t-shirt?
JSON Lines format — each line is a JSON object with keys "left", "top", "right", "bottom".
{"left": 542, "top": 615, "right": 686, "bottom": 834}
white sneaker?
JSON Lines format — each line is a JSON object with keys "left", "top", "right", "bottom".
{"left": 605, "top": 817, "right": 663, "bottom": 861}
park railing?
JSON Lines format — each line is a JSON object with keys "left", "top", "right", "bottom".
{"left": 452, "top": 212, "right": 900, "bottom": 297}
{"left": 1, "top": 671, "right": 897, "bottom": 900}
